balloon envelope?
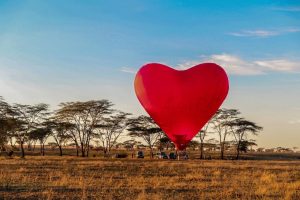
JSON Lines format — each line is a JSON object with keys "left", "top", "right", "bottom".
{"left": 134, "top": 63, "right": 229, "bottom": 150}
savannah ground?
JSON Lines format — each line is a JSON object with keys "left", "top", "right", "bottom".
{"left": 0, "top": 151, "right": 300, "bottom": 200}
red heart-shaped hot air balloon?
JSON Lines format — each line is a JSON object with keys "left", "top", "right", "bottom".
{"left": 134, "top": 63, "right": 229, "bottom": 150}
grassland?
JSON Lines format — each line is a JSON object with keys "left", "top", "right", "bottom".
{"left": 0, "top": 156, "right": 299, "bottom": 200}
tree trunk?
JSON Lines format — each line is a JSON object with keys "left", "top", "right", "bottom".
{"left": 59, "top": 145, "right": 63, "bottom": 156}
{"left": 150, "top": 147, "right": 153, "bottom": 159}
{"left": 20, "top": 141, "right": 25, "bottom": 158}
{"left": 236, "top": 149, "right": 240, "bottom": 160}
{"left": 200, "top": 141, "right": 204, "bottom": 159}
{"left": 42, "top": 144, "right": 45, "bottom": 156}
{"left": 86, "top": 144, "right": 89, "bottom": 157}
{"left": 236, "top": 142, "right": 240, "bottom": 160}
{"left": 10, "top": 138, "right": 14, "bottom": 149}
{"left": 40, "top": 143, "right": 43, "bottom": 156}
{"left": 76, "top": 145, "right": 79, "bottom": 156}
{"left": 81, "top": 142, "right": 85, "bottom": 157}
{"left": 220, "top": 143, "right": 224, "bottom": 160}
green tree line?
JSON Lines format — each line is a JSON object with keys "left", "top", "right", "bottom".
{"left": 0, "top": 96, "right": 262, "bottom": 159}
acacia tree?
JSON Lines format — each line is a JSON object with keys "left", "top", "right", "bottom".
{"left": 55, "top": 100, "right": 113, "bottom": 157}
{"left": 197, "top": 118, "right": 213, "bottom": 159}
{"left": 197, "top": 130, "right": 206, "bottom": 159}
{"left": 227, "top": 118, "right": 262, "bottom": 159}
{"left": 127, "top": 115, "right": 163, "bottom": 158}
{"left": 239, "top": 140, "right": 257, "bottom": 153}
{"left": 68, "top": 126, "right": 80, "bottom": 156}
{"left": 157, "top": 136, "right": 173, "bottom": 151}
{"left": 95, "top": 111, "right": 130, "bottom": 155}
{"left": 188, "top": 140, "right": 200, "bottom": 150}
{"left": 0, "top": 118, "right": 9, "bottom": 152}
{"left": 28, "top": 131, "right": 39, "bottom": 151}
{"left": 211, "top": 108, "right": 240, "bottom": 160}
{"left": 0, "top": 97, "right": 16, "bottom": 151}
{"left": 29, "top": 125, "right": 52, "bottom": 156}
{"left": 51, "top": 121, "right": 73, "bottom": 156}
{"left": 0, "top": 97, "right": 9, "bottom": 151}
{"left": 12, "top": 103, "right": 49, "bottom": 158}
{"left": 122, "top": 139, "right": 141, "bottom": 151}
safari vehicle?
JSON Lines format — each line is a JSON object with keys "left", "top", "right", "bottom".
{"left": 114, "top": 153, "right": 128, "bottom": 158}
{"left": 155, "top": 152, "right": 168, "bottom": 159}
{"left": 169, "top": 152, "right": 177, "bottom": 159}
{"left": 136, "top": 151, "right": 144, "bottom": 158}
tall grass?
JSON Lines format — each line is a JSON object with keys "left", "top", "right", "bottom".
{"left": 0, "top": 157, "right": 299, "bottom": 199}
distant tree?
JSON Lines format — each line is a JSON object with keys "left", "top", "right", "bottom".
{"left": 157, "top": 136, "right": 174, "bottom": 151}
{"left": 245, "top": 140, "right": 257, "bottom": 151}
{"left": 0, "top": 119, "right": 8, "bottom": 152}
{"left": 238, "top": 140, "right": 257, "bottom": 153}
{"left": 127, "top": 116, "right": 163, "bottom": 158}
{"left": 275, "top": 147, "right": 292, "bottom": 153}
{"left": 0, "top": 96, "right": 9, "bottom": 124}
{"left": 211, "top": 108, "right": 240, "bottom": 159}
{"left": 256, "top": 147, "right": 265, "bottom": 152}
{"left": 95, "top": 111, "right": 130, "bottom": 155}
{"left": 188, "top": 140, "right": 200, "bottom": 150}
{"left": 29, "top": 124, "right": 52, "bottom": 156}
{"left": 55, "top": 100, "right": 113, "bottom": 157}
{"left": 28, "top": 129, "right": 39, "bottom": 151}
{"left": 3, "top": 117, "right": 23, "bottom": 150}
{"left": 67, "top": 127, "right": 80, "bottom": 156}
{"left": 292, "top": 147, "right": 298, "bottom": 152}
{"left": 227, "top": 118, "right": 262, "bottom": 159}
{"left": 0, "top": 97, "right": 14, "bottom": 151}
{"left": 50, "top": 121, "right": 73, "bottom": 156}
{"left": 0, "top": 96, "right": 8, "bottom": 111}
{"left": 122, "top": 139, "right": 141, "bottom": 151}
{"left": 12, "top": 103, "right": 49, "bottom": 158}
{"left": 205, "top": 138, "right": 218, "bottom": 152}
{"left": 197, "top": 118, "right": 213, "bottom": 159}
{"left": 0, "top": 121, "right": 8, "bottom": 151}
{"left": 121, "top": 139, "right": 142, "bottom": 158}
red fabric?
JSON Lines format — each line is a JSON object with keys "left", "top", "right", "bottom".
{"left": 134, "top": 63, "right": 229, "bottom": 150}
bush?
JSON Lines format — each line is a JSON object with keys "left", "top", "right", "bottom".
{"left": 115, "top": 153, "right": 128, "bottom": 158}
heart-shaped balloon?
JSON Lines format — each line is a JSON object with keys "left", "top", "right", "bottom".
{"left": 134, "top": 63, "right": 229, "bottom": 150}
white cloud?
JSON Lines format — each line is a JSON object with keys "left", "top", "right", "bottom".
{"left": 207, "top": 54, "right": 264, "bottom": 75}
{"left": 177, "top": 54, "right": 262, "bottom": 75}
{"left": 228, "top": 28, "right": 300, "bottom": 38}
{"left": 229, "top": 30, "right": 278, "bottom": 37}
{"left": 288, "top": 119, "right": 300, "bottom": 124}
{"left": 254, "top": 59, "right": 300, "bottom": 72}
{"left": 176, "top": 54, "right": 300, "bottom": 75}
{"left": 120, "top": 67, "right": 136, "bottom": 74}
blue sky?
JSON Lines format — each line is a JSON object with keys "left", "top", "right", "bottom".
{"left": 0, "top": 0, "right": 299, "bottom": 148}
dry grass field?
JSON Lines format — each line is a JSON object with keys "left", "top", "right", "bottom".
{"left": 0, "top": 156, "right": 299, "bottom": 200}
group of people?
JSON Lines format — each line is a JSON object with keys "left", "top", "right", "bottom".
{"left": 131, "top": 150, "right": 189, "bottom": 160}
